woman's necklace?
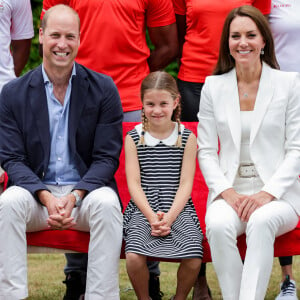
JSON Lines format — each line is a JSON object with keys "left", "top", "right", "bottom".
{"left": 238, "top": 87, "right": 249, "bottom": 99}
{"left": 238, "top": 81, "right": 257, "bottom": 99}
{"left": 238, "top": 81, "right": 259, "bottom": 110}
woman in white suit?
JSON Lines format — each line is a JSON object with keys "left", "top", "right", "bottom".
{"left": 197, "top": 5, "right": 300, "bottom": 300}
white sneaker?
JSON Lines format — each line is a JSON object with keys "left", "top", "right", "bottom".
{"left": 275, "top": 275, "right": 298, "bottom": 300}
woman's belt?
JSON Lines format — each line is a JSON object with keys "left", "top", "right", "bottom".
{"left": 238, "top": 163, "right": 258, "bottom": 178}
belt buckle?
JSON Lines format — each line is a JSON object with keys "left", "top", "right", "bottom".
{"left": 238, "top": 163, "right": 256, "bottom": 178}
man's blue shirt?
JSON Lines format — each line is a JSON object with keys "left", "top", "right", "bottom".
{"left": 42, "top": 64, "right": 81, "bottom": 185}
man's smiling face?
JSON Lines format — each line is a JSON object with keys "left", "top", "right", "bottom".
{"left": 39, "top": 7, "right": 80, "bottom": 73}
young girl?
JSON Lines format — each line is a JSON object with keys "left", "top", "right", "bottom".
{"left": 123, "top": 71, "right": 203, "bottom": 300}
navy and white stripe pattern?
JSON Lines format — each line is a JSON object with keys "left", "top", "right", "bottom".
{"left": 123, "top": 126, "right": 203, "bottom": 259}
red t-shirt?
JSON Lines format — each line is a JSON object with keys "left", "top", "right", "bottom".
{"left": 173, "top": 0, "right": 271, "bottom": 83}
{"left": 42, "top": 0, "right": 175, "bottom": 112}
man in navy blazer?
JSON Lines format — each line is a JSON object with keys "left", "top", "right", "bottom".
{"left": 0, "top": 4, "right": 123, "bottom": 300}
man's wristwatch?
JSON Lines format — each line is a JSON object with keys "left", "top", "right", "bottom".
{"left": 71, "top": 191, "right": 83, "bottom": 207}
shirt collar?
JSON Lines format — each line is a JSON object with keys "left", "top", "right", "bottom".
{"left": 135, "top": 123, "right": 184, "bottom": 146}
{"left": 42, "top": 64, "right": 76, "bottom": 85}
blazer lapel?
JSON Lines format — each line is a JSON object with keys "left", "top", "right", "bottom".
{"left": 225, "top": 68, "right": 241, "bottom": 152}
{"left": 29, "top": 66, "right": 51, "bottom": 160}
{"left": 250, "top": 63, "right": 274, "bottom": 145}
{"left": 68, "top": 64, "right": 89, "bottom": 150}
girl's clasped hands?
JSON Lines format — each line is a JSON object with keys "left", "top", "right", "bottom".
{"left": 150, "top": 211, "right": 172, "bottom": 237}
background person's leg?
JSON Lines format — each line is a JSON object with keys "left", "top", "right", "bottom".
{"left": 123, "top": 110, "right": 142, "bottom": 122}
{"left": 278, "top": 256, "right": 293, "bottom": 281}
{"left": 177, "top": 79, "right": 203, "bottom": 122}
{"left": 275, "top": 256, "right": 297, "bottom": 300}
{"left": 192, "top": 263, "right": 212, "bottom": 300}
{"left": 64, "top": 253, "right": 87, "bottom": 300}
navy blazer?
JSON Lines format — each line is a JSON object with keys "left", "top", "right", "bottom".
{"left": 0, "top": 63, "right": 123, "bottom": 200}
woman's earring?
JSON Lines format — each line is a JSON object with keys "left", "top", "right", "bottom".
{"left": 261, "top": 48, "right": 265, "bottom": 55}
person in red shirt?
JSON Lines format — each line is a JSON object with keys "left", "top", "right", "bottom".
{"left": 172, "top": 1, "right": 271, "bottom": 299}
{"left": 41, "top": 1, "right": 178, "bottom": 299}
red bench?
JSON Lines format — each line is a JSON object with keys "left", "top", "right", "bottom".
{"left": 17, "top": 122, "right": 300, "bottom": 261}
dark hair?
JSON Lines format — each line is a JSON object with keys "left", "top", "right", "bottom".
{"left": 140, "top": 71, "right": 182, "bottom": 147}
{"left": 41, "top": 4, "right": 80, "bottom": 32}
{"left": 214, "top": 5, "right": 279, "bottom": 75}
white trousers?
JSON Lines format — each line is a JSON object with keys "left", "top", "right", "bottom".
{"left": 0, "top": 185, "right": 123, "bottom": 300}
{"left": 206, "top": 193, "right": 298, "bottom": 300}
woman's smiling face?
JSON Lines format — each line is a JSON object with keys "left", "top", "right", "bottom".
{"left": 229, "top": 16, "right": 265, "bottom": 68}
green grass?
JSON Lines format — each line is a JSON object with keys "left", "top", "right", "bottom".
{"left": 27, "top": 254, "right": 299, "bottom": 299}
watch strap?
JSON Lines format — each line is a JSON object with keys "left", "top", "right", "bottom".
{"left": 71, "top": 190, "right": 82, "bottom": 207}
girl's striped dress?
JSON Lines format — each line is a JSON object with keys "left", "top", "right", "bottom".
{"left": 123, "top": 123, "right": 203, "bottom": 259}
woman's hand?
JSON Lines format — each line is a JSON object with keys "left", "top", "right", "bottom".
{"left": 238, "top": 191, "right": 274, "bottom": 222}
{"left": 221, "top": 188, "right": 248, "bottom": 213}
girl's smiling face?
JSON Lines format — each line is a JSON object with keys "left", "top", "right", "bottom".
{"left": 143, "top": 89, "right": 179, "bottom": 127}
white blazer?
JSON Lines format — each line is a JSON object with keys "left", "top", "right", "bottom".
{"left": 197, "top": 63, "right": 300, "bottom": 215}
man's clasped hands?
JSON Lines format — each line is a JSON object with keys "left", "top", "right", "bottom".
{"left": 37, "top": 190, "right": 77, "bottom": 230}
